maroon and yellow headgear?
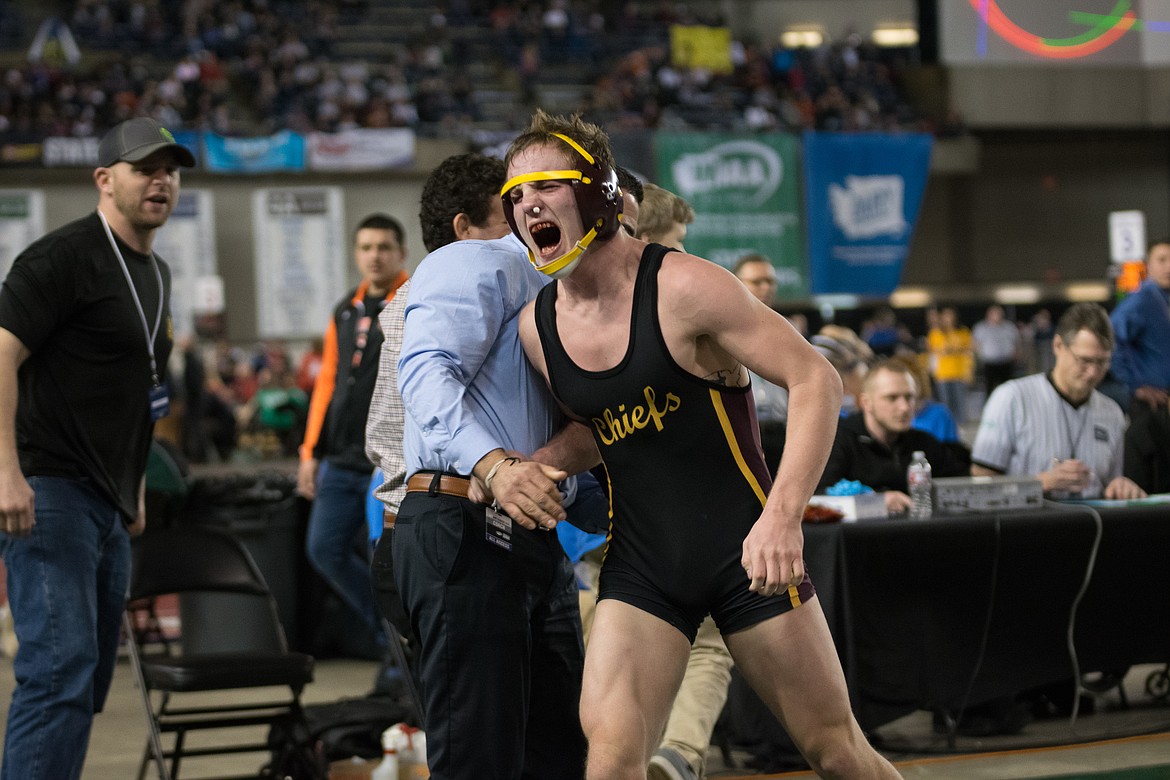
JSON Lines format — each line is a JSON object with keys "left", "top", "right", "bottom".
{"left": 501, "top": 133, "right": 624, "bottom": 278}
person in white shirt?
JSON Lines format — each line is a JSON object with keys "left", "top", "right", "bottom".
{"left": 971, "top": 304, "right": 1021, "bottom": 398}
{"left": 971, "top": 303, "right": 1145, "bottom": 500}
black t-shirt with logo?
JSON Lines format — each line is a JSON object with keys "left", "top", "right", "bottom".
{"left": 0, "top": 212, "right": 173, "bottom": 521}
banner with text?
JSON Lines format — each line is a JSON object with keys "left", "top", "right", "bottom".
{"left": 205, "top": 130, "right": 305, "bottom": 173}
{"left": 41, "top": 130, "right": 199, "bottom": 168}
{"left": 252, "top": 187, "right": 346, "bottom": 339}
{"left": 0, "top": 190, "right": 45, "bottom": 279}
{"left": 307, "top": 128, "right": 415, "bottom": 171}
{"left": 655, "top": 132, "right": 806, "bottom": 299}
{"left": 153, "top": 189, "right": 218, "bottom": 338}
{"left": 803, "top": 131, "right": 932, "bottom": 296}
{"left": 41, "top": 136, "right": 99, "bottom": 167}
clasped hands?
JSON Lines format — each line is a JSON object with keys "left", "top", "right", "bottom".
{"left": 473, "top": 450, "right": 567, "bottom": 531}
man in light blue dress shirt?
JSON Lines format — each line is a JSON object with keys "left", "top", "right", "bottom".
{"left": 390, "top": 228, "right": 592, "bottom": 779}
{"left": 398, "top": 233, "right": 570, "bottom": 502}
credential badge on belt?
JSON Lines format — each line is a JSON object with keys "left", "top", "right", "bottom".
{"left": 484, "top": 504, "right": 513, "bottom": 551}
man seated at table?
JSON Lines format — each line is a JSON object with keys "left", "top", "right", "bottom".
{"left": 818, "top": 358, "right": 969, "bottom": 515}
{"left": 971, "top": 303, "right": 1146, "bottom": 500}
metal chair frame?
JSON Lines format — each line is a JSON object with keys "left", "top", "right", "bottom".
{"left": 124, "top": 525, "right": 315, "bottom": 780}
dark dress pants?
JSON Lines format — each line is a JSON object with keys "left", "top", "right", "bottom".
{"left": 984, "top": 360, "right": 1015, "bottom": 397}
{"left": 387, "top": 489, "right": 586, "bottom": 780}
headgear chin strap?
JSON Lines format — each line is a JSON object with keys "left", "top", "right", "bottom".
{"left": 528, "top": 230, "right": 599, "bottom": 279}
{"left": 501, "top": 132, "right": 623, "bottom": 278}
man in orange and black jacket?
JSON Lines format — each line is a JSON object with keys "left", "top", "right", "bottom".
{"left": 298, "top": 213, "right": 408, "bottom": 657}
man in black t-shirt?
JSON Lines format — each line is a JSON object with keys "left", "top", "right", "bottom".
{"left": 818, "top": 359, "right": 970, "bottom": 514}
{"left": 0, "top": 117, "right": 193, "bottom": 780}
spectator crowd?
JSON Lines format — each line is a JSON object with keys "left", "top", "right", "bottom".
{"left": 0, "top": 0, "right": 953, "bottom": 146}
{"left": 169, "top": 297, "right": 1100, "bottom": 478}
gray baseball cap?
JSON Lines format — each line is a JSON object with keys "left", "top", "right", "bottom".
{"left": 97, "top": 117, "right": 196, "bottom": 168}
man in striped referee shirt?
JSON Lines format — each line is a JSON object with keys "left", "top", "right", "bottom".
{"left": 971, "top": 302, "right": 1146, "bottom": 500}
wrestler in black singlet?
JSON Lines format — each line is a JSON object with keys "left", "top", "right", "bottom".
{"left": 534, "top": 243, "right": 814, "bottom": 642}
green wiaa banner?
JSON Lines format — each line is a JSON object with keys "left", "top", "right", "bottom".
{"left": 655, "top": 132, "right": 806, "bottom": 300}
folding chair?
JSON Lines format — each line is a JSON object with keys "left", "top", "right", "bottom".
{"left": 127, "top": 439, "right": 194, "bottom": 651}
{"left": 123, "top": 525, "right": 316, "bottom": 780}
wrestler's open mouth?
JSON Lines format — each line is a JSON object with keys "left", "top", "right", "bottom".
{"left": 531, "top": 222, "right": 561, "bottom": 257}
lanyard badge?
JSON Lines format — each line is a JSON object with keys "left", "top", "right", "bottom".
{"left": 97, "top": 209, "right": 169, "bottom": 420}
{"left": 352, "top": 315, "right": 373, "bottom": 368}
{"left": 149, "top": 382, "right": 171, "bottom": 421}
{"left": 484, "top": 504, "right": 513, "bottom": 551}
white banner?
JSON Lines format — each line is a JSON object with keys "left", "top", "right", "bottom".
{"left": 306, "top": 128, "right": 415, "bottom": 171}
{"left": 0, "top": 190, "right": 46, "bottom": 279}
{"left": 153, "top": 189, "right": 218, "bottom": 339}
{"left": 42, "top": 136, "right": 99, "bottom": 167}
{"left": 252, "top": 187, "right": 346, "bottom": 339}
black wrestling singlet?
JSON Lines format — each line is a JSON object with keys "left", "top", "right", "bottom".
{"left": 535, "top": 244, "right": 808, "bottom": 637}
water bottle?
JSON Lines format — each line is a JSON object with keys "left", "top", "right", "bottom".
{"left": 372, "top": 728, "right": 399, "bottom": 780}
{"left": 907, "top": 450, "right": 933, "bottom": 520}
{"left": 383, "top": 723, "right": 426, "bottom": 778}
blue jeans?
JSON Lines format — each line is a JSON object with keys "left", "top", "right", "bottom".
{"left": 0, "top": 476, "right": 131, "bottom": 780}
{"left": 936, "top": 379, "right": 970, "bottom": 424}
{"left": 305, "top": 461, "right": 385, "bottom": 644}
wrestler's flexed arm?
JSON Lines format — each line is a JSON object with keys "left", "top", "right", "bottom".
{"left": 655, "top": 253, "right": 842, "bottom": 596}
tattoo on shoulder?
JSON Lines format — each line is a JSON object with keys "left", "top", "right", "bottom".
{"left": 704, "top": 367, "right": 739, "bottom": 386}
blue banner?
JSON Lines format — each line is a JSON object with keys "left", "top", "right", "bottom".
{"left": 203, "top": 130, "right": 305, "bottom": 173}
{"left": 803, "top": 132, "right": 932, "bottom": 296}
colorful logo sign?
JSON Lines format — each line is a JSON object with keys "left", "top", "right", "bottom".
{"left": 970, "top": 0, "right": 1139, "bottom": 59}
{"left": 669, "top": 140, "right": 784, "bottom": 207}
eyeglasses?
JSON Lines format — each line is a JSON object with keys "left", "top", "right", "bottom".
{"left": 1067, "top": 351, "right": 1111, "bottom": 370}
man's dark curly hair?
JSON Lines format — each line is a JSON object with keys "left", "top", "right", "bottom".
{"left": 419, "top": 153, "right": 506, "bottom": 252}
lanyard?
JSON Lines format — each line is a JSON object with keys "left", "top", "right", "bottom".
{"left": 97, "top": 209, "right": 165, "bottom": 385}
{"left": 1059, "top": 398, "right": 1088, "bottom": 459}
{"left": 350, "top": 297, "right": 384, "bottom": 370}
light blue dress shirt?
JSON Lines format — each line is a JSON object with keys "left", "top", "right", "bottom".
{"left": 398, "top": 233, "right": 564, "bottom": 478}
